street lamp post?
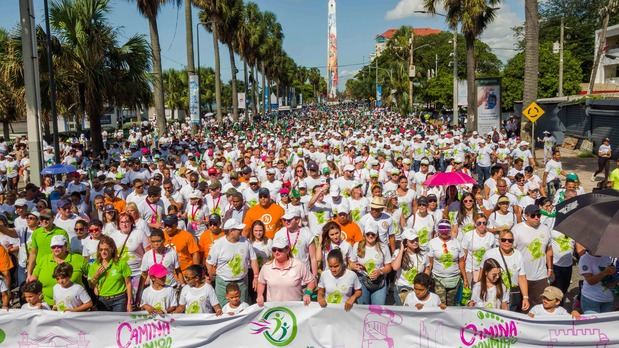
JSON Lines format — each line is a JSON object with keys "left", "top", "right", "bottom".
{"left": 195, "top": 21, "right": 213, "bottom": 128}
{"left": 415, "top": 11, "right": 459, "bottom": 127}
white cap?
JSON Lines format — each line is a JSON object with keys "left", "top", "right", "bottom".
{"left": 282, "top": 207, "right": 302, "bottom": 220}
{"left": 272, "top": 237, "right": 288, "bottom": 249}
{"left": 223, "top": 219, "right": 246, "bottom": 230}
{"left": 354, "top": 156, "right": 364, "bottom": 163}
{"left": 402, "top": 158, "right": 412, "bottom": 165}
{"left": 249, "top": 176, "right": 259, "bottom": 184}
{"left": 266, "top": 168, "right": 276, "bottom": 174}
{"left": 401, "top": 229, "right": 419, "bottom": 241}
{"left": 189, "top": 191, "right": 202, "bottom": 199}
{"left": 390, "top": 168, "right": 400, "bottom": 175}
{"left": 369, "top": 169, "right": 379, "bottom": 178}
{"left": 329, "top": 186, "right": 341, "bottom": 197}
{"left": 343, "top": 164, "right": 355, "bottom": 172}
{"left": 15, "top": 198, "right": 27, "bottom": 207}
{"left": 50, "top": 235, "right": 67, "bottom": 247}
{"left": 337, "top": 204, "right": 350, "bottom": 214}
{"left": 520, "top": 141, "right": 529, "bottom": 146}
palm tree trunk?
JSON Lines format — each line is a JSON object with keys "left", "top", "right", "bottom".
{"left": 2, "top": 120, "right": 10, "bottom": 141}
{"left": 465, "top": 34, "right": 477, "bottom": 132}
{"left": 212, "top": 23, "right": 223, "bottom": 125}
{"left": 183, "top": 0, "right": 194, "bottom": 124}
{"left": 229, "top": 44, "right": 239, "bottom": 122}
{"left": 261, "top": 61, "right": 266, "bottom": 115}
{"left": 522, "top": 0, "right": 539, "bottom": 142}
{"left": 87, "top": 93, "right": 104, "bottom": 155}
{"left": 252, "top": 64, "right": 259, "bottom": 118}
{"left": 244, "top": 59, "right": 249, "bottom": 122}
{"left": 148, "top": 15, "right": 166, "bottom": 134}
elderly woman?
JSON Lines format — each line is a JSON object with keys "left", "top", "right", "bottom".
{"left": 88, "top": 235, "right": 132, "bottom": 312}
{"left": 256, "top": 238, "right": 316, "bottom": 306}
{"left": 32, "top": 235, "right": 88, "bottom": 306}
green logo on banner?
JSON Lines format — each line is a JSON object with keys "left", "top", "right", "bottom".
{"left": 250, "top": 307, "right": 298, "bottom": 346}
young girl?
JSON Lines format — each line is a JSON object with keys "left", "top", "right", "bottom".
{"left": 184, "top": 194, "right": 209, "bottom": 238}
{"left": 21, "top": 280, "right": 50, "bottom": 310}
{"left": 249, "top": 220, "right": 272, "bottom": 268}
{"left": 317, "top": 249, "right": 362, "bottom": 311}
{"left": 403, "top": 273, "right": 445, "bottom": 310}
{"left": 175, "top": 264, "right": 222, "bottom": 315}
{"left": 467, "top": 258, "right": 509, "bottom": 310}
{"left": 102, "top": 205, "right": 119, "bottom": 235}
{"left": 140, "top": 264, "right": 177, "bottom": 314}
{"left": 391, "top": 229, "right": 429, "bottom": 305}
{"left": 52, "top": 263, "right": 93, "bottom": 312}
{"left": 317, "top": 222, "right": 352, "bottom": 271}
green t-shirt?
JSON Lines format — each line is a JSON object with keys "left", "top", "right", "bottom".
{"left": 610, "top": 169, "right": 619, "bottom": 190}
{"left": 33, "top": 253, "right": 88, "bottom": 305}
{"left": 31, "top": 226, "right": 70, "bottom": 264}
{"left": 88, "top": 259, "right": 131, "bottom": 297}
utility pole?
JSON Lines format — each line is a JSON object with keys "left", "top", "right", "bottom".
{"left": 452, "top": 29, "right": 459, "bottom": 126}
{"left": 19, "top": 0, "right": 43, "bottom": 186}
{"left": 43, "top": 0, "right": 60, "bottom": 164}
{"left": 408, "top": 33, "right": 415, "bottom": 111}
{"left": 558, "top": 17, "right": 564, "bottom": 97}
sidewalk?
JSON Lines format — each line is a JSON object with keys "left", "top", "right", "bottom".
{"left": 535, "top": 148, "right": 600, "bottom": 193}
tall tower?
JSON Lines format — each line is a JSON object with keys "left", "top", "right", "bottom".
{"left": 327, "top": 0, "right": 338, "bottom": 100}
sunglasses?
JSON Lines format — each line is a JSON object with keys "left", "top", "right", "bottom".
{"left": 365, "top": 232, "right": 377, "bottom": 237}
{"left": 463, "top": 199, "right": 473, "bottom": 203}
{"left": 74, "top": 227, "right": 85, "bottom": 231}
{"left": 476, "top": 221, "right": 487, "bottom": 226}
{"left": 500, "top": 238, "right": 514, "bottom": 243}
{"left": 135, "top": 186, "right": 143, "bottom": 189}
{"left": 27, "top": 216, "right": 38, "bottom": 220}
{"left": 88, "top": 228, "right": 101, "bottom": 232}
{"left": 51, "top": 245, "right": 64, "bottom": 249}
{"left": 272, "top": 247, "right": 287, "bottom": 253}
{"left": 529, "top": 213, "right": 541, "bottom": 218}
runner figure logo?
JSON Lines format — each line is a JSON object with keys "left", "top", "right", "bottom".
{"left": 250, "top": 307, "right": 298, "bottom": 346}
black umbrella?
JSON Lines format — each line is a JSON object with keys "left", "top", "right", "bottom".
{"left": 554, "top": 190, "right": 619, "bottom": 257}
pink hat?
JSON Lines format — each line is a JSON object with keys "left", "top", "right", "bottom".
{"left": 148, "top": 264, "right": 168, "bottom": 278}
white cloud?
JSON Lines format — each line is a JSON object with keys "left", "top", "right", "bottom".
{"left": 385, "top": 0, "right": 426, "bottom": 20}
{"left": 480, "top": 4, "right": 523, "bottom": 62}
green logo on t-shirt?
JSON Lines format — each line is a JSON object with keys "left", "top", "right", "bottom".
{"left": 528, "top": 238, "right": 544, "bottom": 259}
{"left": 229, "top": 254, "right": 243, "bottom": 276}
{"left": 403, "top": 268, "right": 418, "bottom": 285}
{"left": 187, "top": 301, "right": 200, "bottom": 313}
{"left": 438, "top": 252, "right": 455, "bottom": 268}
{"left": 327, "top": 290, "right": 343, "bottom": 304}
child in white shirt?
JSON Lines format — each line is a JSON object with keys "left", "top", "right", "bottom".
{"left": 528, "top": 286, "right": 580, "bottom": 318}
{"left": 0, "top": 277, "right": 8, "bottom": 310}
{"left": 221, "top": 282, "right": 249, "bottom": 315}
{"left": 404, "top": 273, "right": 446, "bottom": 310}
{"left": 52, "top": 263, "right": 93, "bottom": 312}
{"left": 21, "top": 280, "right": 50, "bottom": 310}
{"left": 140, "top": 264, "right": 177, "bottom": 314}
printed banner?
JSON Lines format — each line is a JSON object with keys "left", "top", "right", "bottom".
{"left": 0, "top": 303, "right": 617, "bottom": 347}
{"left": 188, "top": 74, "right": 200, "bottom": 125}
{"left": 327, "top": 0, "right": 338, "bottom": 100}
{"left": 476, "top": 77, "right": 501, "bottom": 135}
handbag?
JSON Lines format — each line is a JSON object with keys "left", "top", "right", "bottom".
{"left": 359, "top": 272, "right": 385, "bottom": 292}
{"left": 499, "top": 249, "right": 522, "bottom": 306}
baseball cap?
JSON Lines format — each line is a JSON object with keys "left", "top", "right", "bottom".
{"left": 401, "top": 229, "right": 418, "bottom": 242}
{"left": 50, "top": 235, "right": 67, "bottom": 247}
{"left": 104, "top": 204, "right": 116, "bottom": 212}
{"left": 208, "top": 214, "right": 221, "bottom": 225}
{"left": 148, "top": 264, "right": 168, "bottom": 278}
{"left": 524, "top": 204, "right": 541, "bottom": 216}
{"left": 290, "top": 189, "right": 301, "bottom": 199}
{"left": 162, "top": 214, "right": 178, "bottom": 226}
{"left": 329, "top": 186, "right": 341, "bottom": 197}
{"left": 248, "top": 176, "right": 259, "bottom": 184}
{"left": 207, "top": 167, "right": 218, "bottom": 175}
{"left": 417, "top": 196, "right": 429, "bottom": 205}
{"left": 223, "top": 219, "right": 246, "bottom": 231}
{"left": 542, "top": 286, "right": 563, "bottom": 301}
{"left": 15, "top": 198, "right": 27, "bottom": 207}
{"left": 420, "top": 159, "right": 430, "bottom": 165}
{"left": 272, "top": 238, "right": 288, "bottom": 250}
{"left": 147, "top": 186, "right": 162, "bottom": 196}
{"left": 58, "top": 199, "right": 72, "bottom": 208}
{"left": 209, "top": 180, "right": 222, "bottom": 190}
{"left": 497, "top": 196, "right": 510, "bottom": 204}
{"left": 308, "top": 163, "right": 319, "bottom": 172}
{"left": 258, "top": 188, "right": 270, "bottom": 197}
{"left": 282, "top": 207, "right": 302, "bottom": 220}
{"left": 344, "top": 164, "right": 355, "bottom": 172}
{"left": 566, "top": 173, "right": 579, "bottom": 182}
{"left": 437, "top": 219, "right": 451, "bottom": 233}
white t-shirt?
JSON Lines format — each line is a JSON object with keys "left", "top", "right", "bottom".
{"left": 578, "top": 253, "right": 615, "bottom": 303}
{"left": 427, "top": 237, "right": 464, "bottom": 278}
{"left": 273, "top": 227, "right": 315, "bottom": 270}
{"left": 185, "top": 203, "right": 210, "bottom": 237}
{"left": 307, "top": 201, "right": 333, "bottom": 237}
{"left": 21, "top": 302, "right": 51, "bottom": 310}
{"left": 406, "top": 213, "right": 435, "bottom": 251}
{"left": 462, "top": 231, "right": 496, "bottom": 272}
{"left": 318, "top": 269, "right": 361, "bottom": 304}
{"left": 179, "top": 282, "right": 219, "bottom": 313}
{"left": 140, "top": 248, "right": 180, "bottom": 286}
{"left": 350, "top": 242, "right": 393, "bottom": 276}
{"left": 483, "top": 248, "right": 526, "bottom": 289}
{"left": 109, "top": 229, "right": 149, "bottom": 276}
{"left": 207, "top": 237, "right": 256, "bottom": 281}
{"left": 488, "top": 211, "right": 516, "bottom": 234}
{"left": 471, "top": 282, "right": 509, "bottom": 309}
{"left": 138, "top": 199, "right": 165, "bottom": 227}
{"left": 52, "top": 283, "right": 91, "bottom": 311}
{"left": 512, "top": 222, "right": 551, "bottom": 281}
{"left": 544, "top": 159, "right": 562, "bottom": 182}
{"left": 140, "top": 285, "right": 178, "bottom": 313}
{"left": 222, "top": 301, "right": 249, "bottom": 315}
{"left": 81, "top": 237, "right": 100, "bottom": 263}
{"left": 528, "top": 304, "right": 569, "bottom": 317}
{"left": 392, "top": 249, "right": 428, "bottom": 287}
{"left": 347, "top": 197, "right": 369, "bottom": 223}
{"left": 550, "top": 230, "right": 575, "bottom": 268}
{"left": 358, "top": 213, "right": 394, "bottom": 245}
{"left": 320, "top": 241, "right": 353, "bottom": 271}
{"left": 403, "top": 291, "right": 442, "bottom": 309}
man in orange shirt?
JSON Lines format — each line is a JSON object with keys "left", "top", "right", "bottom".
{"left": 198, "top": 214, "right": 225, "bottom": 261}
{"left": 243, "top": 188, "right": 284, "bottom": 239}
{"left": 333, "top": 205, "right": 363, "bottom": 245}
{"left": 103, "top": 186, "right": 126, "bottom": 213}
{"left": 162, "top": 215, "right": 200, "bottom": 271}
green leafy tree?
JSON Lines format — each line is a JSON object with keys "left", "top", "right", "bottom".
{"left": 502, "top": 42, "right": 582, "bottom": 111}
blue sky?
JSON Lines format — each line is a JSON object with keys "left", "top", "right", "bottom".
{"left": 2, "top": 0, "right": 524, "bottom": 88}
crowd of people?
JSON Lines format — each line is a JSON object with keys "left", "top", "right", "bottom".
{"left": 0, "top": 105, "right": 616, "bottom": 318}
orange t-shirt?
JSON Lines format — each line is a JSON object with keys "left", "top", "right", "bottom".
{"left": 104, "top": 197, "right": 126, "bottom": 213}
{"left": 334, "top": 219, "right": 364, "bottom": 246}
{"left": 243, "top": 203, "right": 285, "bottom": 239}
{"left": 0, "top": 245, "right": 13, "bottom": 273}
{"left": 164, "top": 229, "right": 200, "bottom": 271}
{"left": 198, "top": 229, "right": 225, "bottom": 261}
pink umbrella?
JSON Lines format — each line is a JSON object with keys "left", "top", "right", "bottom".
{"left": 424, "top": 172, "right": 477, "bottom": 186}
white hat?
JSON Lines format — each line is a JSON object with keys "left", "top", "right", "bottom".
{"left": 354, "top": 156, "right": 364, "bottom": 163}
{"left": 15, "top": 198, "right": 27, "bottom": 207}
{"left": 369, "top": 169, "right": 379, "bottom": 178}
{"left": 50, "top": 235, "right": 67, "bottom": 247}
{"left": 368, "top": 159, "right": 379, "bottom": 166}
{"left": 520, "top": 141, "right": 529, "bottom": 146}
{"left": 282, "top": 207, "right": 302, "bottom": 220}
{"left": 401, "top": 229, "right": 419, "bottom": 241}
{"left": 402, "top": 158, "right": 412, "bottom": 165}
{"left": 343, "top": 164, "right": 355, "bottom": 172}
{"left": 329, "top": 186, "right": 341, "bottom": 197}
{"left": 266, "top": 168, "right": 276, "bottom": 174}
{"left": 336, "top": 204, "right": 350, "bottom": 214}
{"left": 390, "top": 168, "right": 400, "bottom": 175}
{"left": 249, "top": 176, "right": 259, "bottom": 184}
{"left": 420, "top": 159, "right": 430, "bottom": 165}
{"left": 189, "top": 191, "right": 202, "bottom": 199}
{"left": 472, "top": 131, "right": 478, "bottom": 135}
{"left": 272, "top": 237, "right": 288, "bottom": 250}
{"left": 223, "top": 219, "right": 246, "bottom": 230}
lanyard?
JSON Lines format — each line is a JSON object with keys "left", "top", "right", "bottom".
{"left": 190, "top": 204, "right": 200, "bottom": 221}
{"left": 287, "top": 228, "right": 300, "bottom": 251}
{"left": 212, "top": 195, "right": 222, "bottom": 212}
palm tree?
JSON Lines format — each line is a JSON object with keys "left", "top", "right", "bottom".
{"left": 51, "top": 0, "right": 151, "bottom": 154}
{"left": 244, "top": 2, "right": 266, "bottom": 117}
{"left": 0, "top": 28, "right": 25, "bottom": 140}
{"left": 424, "top": 0, "right": 500, "bottom": 131}
{"left": 521, "top": 0, "right": 539, "bottom": 142}
{"left": 132, "top": 0, "right": 172, "bottom": 135}
{"left": 219, "top": 0, "right": 243, "bottom": 122}
{"left": 163, "top": 69, "right": 186, "bottom": 120}
{"left": 196, "top": 1, "right": 224, "bottom": 125}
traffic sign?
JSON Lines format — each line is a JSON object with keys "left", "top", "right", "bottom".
{"left": 522, "top": 101, "right": 545, "bottom": 123}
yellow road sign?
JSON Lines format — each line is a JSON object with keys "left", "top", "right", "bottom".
{"left": 522, "top": 101, "right": 545, "bottom": 123}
